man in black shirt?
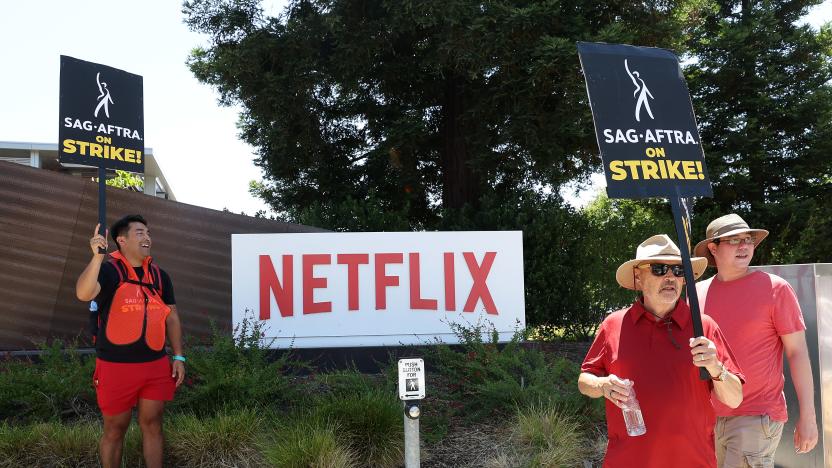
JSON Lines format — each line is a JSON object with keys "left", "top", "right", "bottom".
{"left": 76, "top": 214, "right": 184, "bottom": 468}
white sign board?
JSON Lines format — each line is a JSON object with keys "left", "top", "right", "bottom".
{"left": 232, "top": 231, "right": 525, "bottom": 348}
{"left": 398, "top": 358, "right": 425, "bottom": 400}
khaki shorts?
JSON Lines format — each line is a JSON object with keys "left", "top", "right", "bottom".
{"left": 715, "top": 415, "right": 784, "bottom": 468}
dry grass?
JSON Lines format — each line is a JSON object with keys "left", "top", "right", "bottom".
{"left": 165, "top": 408, "right": 266, "bottom": 467}
{"left": 0, "top": 419, "right": 142, "bottom": 468}
{"left": 481, "top": 405, "right": 591, "bottom": 468}
{"left": 312, "top": 389, "right": 403, "bottom": 467}
{"left": 261, "top": 419, "right": 357, "bottom": 468}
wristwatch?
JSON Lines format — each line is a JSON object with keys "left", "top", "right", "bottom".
{"left": 711, "top": 363, "right": 729, "bottom": 382}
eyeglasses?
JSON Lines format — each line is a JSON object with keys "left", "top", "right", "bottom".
{"left": 713, "top": 237, "right": 756, "bottom": 246}
{"left": 637, "top": 263, "right": 685, "bottom": 277}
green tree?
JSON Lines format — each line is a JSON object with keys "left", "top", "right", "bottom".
{"left": 685, "top": 1, "right": 832, "bottom": 263}
{"left": 94, "top": 170, "right": 144, "bottom": 191}
{"left": 437, "top": 191, "right": 594, "bottom": 334}
{"left": 184, "top": 0, "right": 695, "bottom": 230}
{"left": 107, "top": 170, "right": 144, "bottom": 191}
{"left": 579, "top": 194, "right": 675, "bottom": 334}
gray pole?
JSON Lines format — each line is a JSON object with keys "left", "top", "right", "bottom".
{"left": 404, "top": 409, "right": 420, "bottom": 468}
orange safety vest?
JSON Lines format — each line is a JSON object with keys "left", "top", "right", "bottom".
{"left": 104, "top": 251, "right": 171, "bottom": 351}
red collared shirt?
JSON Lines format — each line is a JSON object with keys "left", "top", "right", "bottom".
{"left": 582, "top": 299, "right": 744, "bottom": 468}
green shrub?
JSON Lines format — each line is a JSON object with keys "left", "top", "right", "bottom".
{"left": 313, "top": 389, "right": 404, "bottom": 467}
{"left": 0, "top": 340, "right": 96, "bottom": 423}
{"left": 166, "top": 408, "right": 265, "bottom": 467}
{"left": 379, "top": 354, "right": 403, "bottom": 394}
{"left": 431, "top": 320, "right": 599, "bottom": 420}
{"left": 262, "top": 419, "right": 357, "bottom": 468}
{"left": 173, "top": 313, "right": 309, "bottom": 415}
{"left": 314, "top": 366, "right": 377, "bottom": 396}
{"left": 438, "top": 193, "right": 605, "bottom": 339}
{"left": 418, "top": 401, "right": 452, "bottom": 444}
{"left": 525, "top": 324, "right": 566, "bottom": 342}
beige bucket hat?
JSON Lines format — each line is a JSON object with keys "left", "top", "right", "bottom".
{"left": 693, "top": 214, "right": 769, "bottom": 267}
{"left": 616, "top": 234, "right": 708, "bottom": 290}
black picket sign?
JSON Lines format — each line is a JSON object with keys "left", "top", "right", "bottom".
{"left": 578, "top": 43, "right": 714, "bottom": 380}
{"left": 58, "top": 56, "right": 145, "bottom": 250}
{"left": 58, "top": 56, "right": 145, "bottom": 173}
{"left": 577, "top": 42, "right": 712, "bottom": 199}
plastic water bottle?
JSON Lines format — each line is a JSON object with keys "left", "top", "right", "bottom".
{"left": 621, "top": 381, "right": 646, "bottom": 436}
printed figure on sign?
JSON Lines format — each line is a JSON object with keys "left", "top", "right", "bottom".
{"left": 95, "top": 72, "right": 114, "bottom": 119}
{"left": 625, "top": 59, "right": 654, "bottom": 122}
{"left": 407, "top": 378, "right": 419, "bottom": 392}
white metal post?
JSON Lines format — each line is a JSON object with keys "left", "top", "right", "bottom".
{"left": 404, "top": 406, "right": 420, "bottom": 468}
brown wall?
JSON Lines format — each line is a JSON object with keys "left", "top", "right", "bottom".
{"left": 0, "top": 161, "right": 325, "bottom": 350}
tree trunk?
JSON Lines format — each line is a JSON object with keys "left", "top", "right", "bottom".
{"left": 441, "top": 75, "right": 480, "bottom": 210}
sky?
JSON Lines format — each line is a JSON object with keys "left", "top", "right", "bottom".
{"left": 0, "top": 0, "right": 287, "bottom": 216}
{"left": 0, "top": 1, "right": 830, "bottom": 215}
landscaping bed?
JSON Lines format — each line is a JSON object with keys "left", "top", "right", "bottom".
{"left": 0, "top": 319, "right": 603, "bottom": 467}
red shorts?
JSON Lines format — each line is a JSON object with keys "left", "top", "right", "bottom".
{"left": 93, "top": 356, "right": 176, "bottom": 415}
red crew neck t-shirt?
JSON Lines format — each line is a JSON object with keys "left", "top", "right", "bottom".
{"left": 697, "top": 271, "right": 805, "bottom": 421}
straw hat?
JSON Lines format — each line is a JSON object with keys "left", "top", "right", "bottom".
{"left": 616, "top": 234, "right": 708, "bottom": 290}
{"left": 693, "top": 214, "right": 769, "bottom": 267}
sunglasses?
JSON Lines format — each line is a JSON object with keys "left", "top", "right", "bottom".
{"left": 713, "top": 237, "right": 756, "bottom": 246}
{"left": 637, "top": 263, "right": 685, "bottom": 277}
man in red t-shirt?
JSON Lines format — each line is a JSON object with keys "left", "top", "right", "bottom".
{"left": 579, "top": 234, "right": 744, "bottom": 468}
{"left": 694, "top": 214, "right": 818, "bottom": 467}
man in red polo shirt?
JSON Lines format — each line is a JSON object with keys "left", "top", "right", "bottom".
{"left": 579, "top": 234, "right": 744, "bottom": 468}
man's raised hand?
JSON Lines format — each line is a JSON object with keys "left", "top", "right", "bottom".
{"left": 90, "top": 223, "right": 108, "bottom": 255}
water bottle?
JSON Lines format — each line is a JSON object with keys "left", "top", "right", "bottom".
{"left": 621, "top": 381, "right": 646, "bottom": 436}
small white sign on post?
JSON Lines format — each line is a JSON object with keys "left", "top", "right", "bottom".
{"left": 398, "top": 358, "right": 425, "bottom": 400}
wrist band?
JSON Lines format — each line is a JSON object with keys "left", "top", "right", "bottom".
{"left": 173, "top": 355, "right": 186, "bottom": 362}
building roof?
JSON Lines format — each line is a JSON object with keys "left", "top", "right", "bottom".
{"left": 0, "top": 140, "right": 175, "bottom": 201}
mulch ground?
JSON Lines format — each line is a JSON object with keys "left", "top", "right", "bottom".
{"left": 422, "top": 416, "right": 512, "bottom": 467}
{"left": 417, "top": 340, "right": 603, "bottom": 468}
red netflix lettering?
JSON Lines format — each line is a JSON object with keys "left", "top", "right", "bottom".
{"left": 258, "top": 250, "right": 501, "bottom": 317}
{"left": 375, "top": 253, "right": 403, "bottom": 310}
{"left": 337, "top": 253, "right": 369, "bottom": 310}
{"left": 259, "top": 254, "right": 293, "bottom": 319}
{"left": 409, "top": 253, "right": 438, "bottom": 310}
{"left": 303, "top": 254, "right": 332, "bottom": 314}
{"left": 444, "top": 252, "right": 456, "bottom": 311}
{"left": 462, "top": 252, "right": 498, "bottom": 314}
